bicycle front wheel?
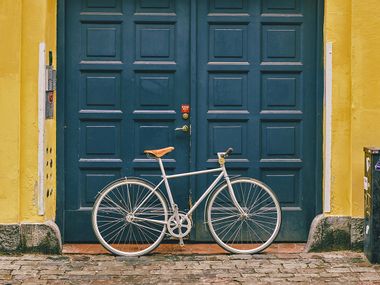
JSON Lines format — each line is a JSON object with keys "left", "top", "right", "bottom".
{"left": 92, "top": 179, "right": 168, "bottom": 256}
{"left": 207, "top": 178, "right": 281, "bottom": 254}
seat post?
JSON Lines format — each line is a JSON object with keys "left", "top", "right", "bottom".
{"left": 158, "top": 158, "right": 175, "bottom": 208}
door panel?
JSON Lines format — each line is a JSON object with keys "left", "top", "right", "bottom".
{"left": 195, "top": 0, "right": 318, "bottom": 241}
{"left": 64, "top": 0, "right": 190, "bottom": 241}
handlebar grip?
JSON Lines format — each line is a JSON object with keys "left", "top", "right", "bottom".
{"left": 225, "top": 148, "right": 234, "bottom": 157}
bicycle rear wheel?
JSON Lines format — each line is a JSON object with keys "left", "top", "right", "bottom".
{"left": 92, "top": 179, "right": 168, "bottom": 256}
{"left": 207, "top": 178, "right": 281, "bottom": 254}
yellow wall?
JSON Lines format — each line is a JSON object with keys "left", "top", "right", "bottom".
{"left": 0, "top": 0, "right": 22, "bottom": 223}
{"left": 0, "top": 0, "right": 56, "bottom": 223}
{"left": 350, "top": 0, "right": 380, "bottom": 217}
{"left": 325, "top": 0, "right": 380, "bottom": 217}
{"left": 324, "top": 0, "right": 352, "bottom": 216}
{"left": 44, "top": 0, "right": 58, "bottom": 220}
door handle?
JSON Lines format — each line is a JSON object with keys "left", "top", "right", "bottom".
{"left": 175, "top": 125, "right": 190, "bottom": 133}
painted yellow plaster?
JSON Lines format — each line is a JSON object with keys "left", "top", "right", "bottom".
{"left": 351, "top": 0, "right": 380, "bottom": 217}
{"left": 0, "top": 0, "right": 56, "bottom": 223}
{"left": 0, "top": 0, "right": 22, "bottom": 223}
{"left": 325, "top": 0, "right": 380, "bottom": 217}
{"left": 19, "top": 0, "right": 48, "bottom": 223}
{"left": 44, "top": 0, "right": 58, "bottom": 221}
{"left": 324, "top": 0, "right": 352, "bottom": 216}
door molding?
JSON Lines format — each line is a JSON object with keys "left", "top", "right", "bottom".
{"left": 56, "top": 0, "right": 66, "bottom": 240}
{"left": 189, "top": 0, "right": 198, "bottom": 239}
{"left": 315, "top": 0, "right": 324, "bottom": 217}
{"left": 56, "top": 0, "right": 325, "bottom": 241}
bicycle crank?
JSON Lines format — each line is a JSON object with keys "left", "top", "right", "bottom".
{"left": 167, "top": 213, "right": 192, "bottom": 239}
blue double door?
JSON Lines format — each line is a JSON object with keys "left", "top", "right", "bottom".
{"left": 62, "top": 0, "right": 320, "bottom": 242}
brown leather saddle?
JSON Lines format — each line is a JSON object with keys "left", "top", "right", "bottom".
{"left": 144, "top": 146, "right": 174, "bottom": 158}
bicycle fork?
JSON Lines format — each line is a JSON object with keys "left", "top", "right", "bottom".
{"left": 222, "top": 165, "right": 246, "bottom": 216}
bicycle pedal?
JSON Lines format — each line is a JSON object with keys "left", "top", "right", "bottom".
{"left": 179, "top": 239, "right": 185, "bottom": 247}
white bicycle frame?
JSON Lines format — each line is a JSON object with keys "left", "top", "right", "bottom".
{"left": 132, "top": 152, "right": 245, "bottom": 223}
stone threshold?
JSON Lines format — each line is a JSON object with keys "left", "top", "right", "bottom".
{"left": 63, "top": 243, "right": 306, "bottom": 255}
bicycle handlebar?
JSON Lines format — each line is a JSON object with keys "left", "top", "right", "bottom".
{"left": 224, "top": 148, "right": 234, "bottom": 157}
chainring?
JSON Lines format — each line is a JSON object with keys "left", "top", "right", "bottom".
{"left": 167, "top": 213, "right": 192, "bottom": 238}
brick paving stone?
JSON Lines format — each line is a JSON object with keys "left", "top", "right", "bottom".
{"left": 326, "top": 267, "right": 352, "bottom": 273}
{"left": 352, "top": 267, "right": 378, "bottom": 272}
{"left": 360, "top": 273, "right": 380, "bottom": 281}
{"left": 230, "top": 254, "right": 252, "bottom": 260}
{"left": 1, "top": 251, "right": 380, "bottom": 284}
{"left": 0, "top": 274, "right": 12, "bottom": 280}
{"left": 255, "top": 267, "right": 280, "bottom": 273}
{"left": 20, "top": 255, "right": 46, "bottom": 261}
{"left": 286, "top": 276, "right": 311, "bottom": 282}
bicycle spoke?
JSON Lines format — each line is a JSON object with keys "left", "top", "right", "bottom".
{"left": 249, "top": 194, "right": 273, "bottom": 213}
{"left": 219, "top": 218, "right": 240, "bottom": 241}
{"left": 230, "top": 221, "right": 244, "bottom": 244}
{"left": 115, "top": 185, "right": 129, "bottom": 213}
{"left": 211, "top": 214, "right": 240, "bottom": 224}
{"left": 125, "top": 183, "right": 133, "bottom": 212}
{"left": 130, "top": 220, "right": 165, "bottom": 235}
{"left": 101, "top": 194, "right": 128, "bottom": 215}
{"left": 133, "top": 216, "right": 167, "bottom": 225}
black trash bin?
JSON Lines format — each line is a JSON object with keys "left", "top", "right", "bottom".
{"left": 364, "top": 147, "right": 380, "bottom": 263}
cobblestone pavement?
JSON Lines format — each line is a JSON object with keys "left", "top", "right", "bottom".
{"left": 1, "top": 252, "right": 380, "bottom": 284}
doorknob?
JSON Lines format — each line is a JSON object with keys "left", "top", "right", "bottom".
{"left": 175, "top": 125, "right": 190, "bottom": 133}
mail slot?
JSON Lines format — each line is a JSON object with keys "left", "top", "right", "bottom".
{"left": 45, "top": 64, "right": 56, "bottom": 119}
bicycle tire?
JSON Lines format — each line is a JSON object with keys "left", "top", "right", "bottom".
{"left": 92, "top": 178, "right": 168, "bottom": 256}
{"left": 206, "top": 178, "right": 281, "bottom": 254}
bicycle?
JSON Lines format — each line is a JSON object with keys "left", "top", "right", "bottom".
{"left": 92, "top": 147, "right": 282, "bottom": 256}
